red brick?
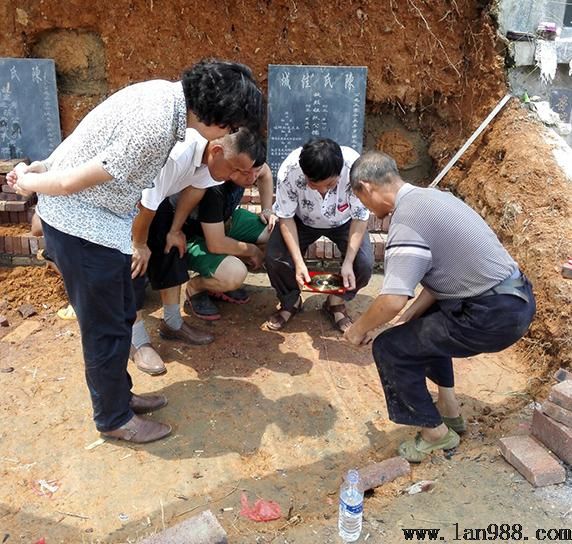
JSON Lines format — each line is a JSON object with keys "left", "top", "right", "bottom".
{"left": 368, "top": 215, "right": 383, "bottom": 232}
{"left": 348, "top": 457, "right": 411, "bottom": 492}
{"left": 0, "top": 234, "right": 5, "bottom": 253}
{"left": 306, "top": 242, "right": 317, "bottom": 259}
{"left": 315, "top": 238, "right": 325, "bottom": 258}
{"left": 8, "top": 212, "right": 18, "bottom": 223}
{"left": 333, "top": 244, "right": 341, "bottom": 259}
{"left": 549, "top": 381, "right": 572, "bottom": 411}
{"left": 17, "top": 211, "right": 27, "bottom": 223}
{"left": 372, "top": 233, "right": 386, "bottom": 260}
{"left": 499, "top": 435, "right": 565, "bottom": 487}
{"left": 542, "top": 400, "right": 572, "bottom": 429}
{"left": 13, "top": 236, "right": 23, "bottom": 255}
{"left": 29, "top": 236, "right": 39, "bottom": 255}
{"left": 554, "top": 368, "right": 572, "bottom": 382}
{"left": 19, "top": 236, "right": 31, "bottom": 255}
{"left": 531, "top": 409, "right": 572, "bottom": 464}
{"left": 138, "top": 509, "right": 227, "bottom": 544}
{"left": 5, "top": 201, "right": 27, "bottom": 212}
{"left": 12, "top": 236, "right": 23, "bottom": 255}
{"left": 4, "top": 235, "right": 13, "bottom": 254}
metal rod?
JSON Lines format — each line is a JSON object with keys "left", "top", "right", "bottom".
{"left": 429, "top": 94, "right": 513, "bottom": 188}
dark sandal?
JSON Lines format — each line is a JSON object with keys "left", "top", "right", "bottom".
{"left": 322, "top": 299, "right": 352, "bottom": 332}
{"left": 266, "top": 299, "right": 303, "bottom": 331}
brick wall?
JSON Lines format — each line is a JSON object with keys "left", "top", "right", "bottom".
{"left": 0, "top": 163, "right": 386, "bottom": 268}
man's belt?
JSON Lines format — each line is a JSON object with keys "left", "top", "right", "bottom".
{"left": 478, "top": 273, "right": 529, "bottom": 303}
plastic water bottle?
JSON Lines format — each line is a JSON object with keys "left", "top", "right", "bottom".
{"left": 338, "top": 469, "right": 363, "bottom": 542}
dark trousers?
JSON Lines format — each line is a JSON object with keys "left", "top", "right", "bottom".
{"left": 42, "top": 220, "right": 135, "bottom": 432}
{"left": 372, "top": 278, "right": 536, "bottom": 428}
{"left": 265, "top": 217, "right": 374, "bottom": 311}
{"left": 133, "top": 199, "right": 193, "bottom": 311}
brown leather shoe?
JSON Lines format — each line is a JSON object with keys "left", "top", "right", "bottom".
{"left": 101, "top": 415, "right": 172, "bottom": 443}
{"left": 159, "top": 319, "right": 214, "bottom": 345}
{"left": 130, "top": 344, "right": 167, "bottom": 375}
{"left": 129, "top": 393, "right": 168, "bottom": 414}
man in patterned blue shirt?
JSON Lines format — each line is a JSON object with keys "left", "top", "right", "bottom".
{"left": 7, "top": 59, "right": 264, "bottom": 444}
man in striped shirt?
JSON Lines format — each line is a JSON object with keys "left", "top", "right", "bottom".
{"left": 344, "top": 151, "right": 535, "bottom": 462}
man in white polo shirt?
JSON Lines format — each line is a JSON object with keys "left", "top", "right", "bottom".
{"left": 344, "top": 151, "right": 535, "bottom": 463}
{"left": 265, "top": 138, "right": 373, "bottom": 331}
{"left": 130, "top": 128, "right": 266, "bottom": 375}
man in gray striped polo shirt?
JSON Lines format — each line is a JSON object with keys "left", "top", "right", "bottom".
{"left": 344, "top": 151, "right": 535, "bottom": 463}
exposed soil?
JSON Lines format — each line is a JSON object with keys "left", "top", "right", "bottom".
{"left": 441, "top": 103, "right": 572, "bottom": 395}
{"left": 0, "top": 224, "right": 31, "bottom": 236}
{"left": 1, "top": 0, "right": 505, "bottom": 135}
{"left": 2, "top": 274, "right": 569, "bottom": 544}
{"left": 0, "top": 265, "right": 66, "bottom": 313}
{"left": 0, "top": 0, "right": 571, "bottom": 541}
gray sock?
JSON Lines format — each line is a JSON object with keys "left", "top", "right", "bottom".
{"left": 132, "top": 320, "right": 151, "bottom": 349}
{"left": 163, "top": 303, "right": 183, "bottom": 330}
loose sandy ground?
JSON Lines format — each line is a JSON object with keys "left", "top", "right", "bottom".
{"left": 1, "top": 272, "right": 570, "bottom": 543}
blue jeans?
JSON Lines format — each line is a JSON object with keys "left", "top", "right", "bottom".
{"left": 372, "top": 278, "right": 536, "bottom": 428}
{"left": 42, "top": 220, "right": 135, "bottom": 432}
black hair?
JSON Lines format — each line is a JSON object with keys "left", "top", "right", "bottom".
{"left": 231, "top": 128, "right": 267, "bottom": 167}
{"left": 349, "top": 151, "right": 400, "bottom": 191}
{"left": 299, "top": 138, "right": 343, "bottom": 182}
{"left": 182, "top": 59, "right": 264, "bottom": 133}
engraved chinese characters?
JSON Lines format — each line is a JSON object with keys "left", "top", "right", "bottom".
{"left": 267, "top": 65, "right": 367, "bottom": 177}
{"left": 0, "top": 58, "right": 61, "bottom": 161}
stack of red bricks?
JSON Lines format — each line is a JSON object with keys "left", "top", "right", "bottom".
{"left": 241, "top": 186, "right": 387, "bottom": 266}
{"left": 0, "top": 158, "right": 44, "bottom": 266}
{"left": 499, "top": 368, "right": 572, "bottom": 487}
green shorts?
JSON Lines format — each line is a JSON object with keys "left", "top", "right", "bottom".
{"left": 187, "top": 208, "right": 266, "bottom": 278}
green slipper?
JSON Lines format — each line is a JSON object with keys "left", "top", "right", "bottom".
{"left": 398, "top": 428, "right": 460, "bottom": 463}
{"left": 442, "top": 415, "right": 467, "bottom": 434}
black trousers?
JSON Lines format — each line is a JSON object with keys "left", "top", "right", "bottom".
{"left": 133, "top": 199, "right": 195, "bottom": 311}
{"left": 372, "top": 277, "right": 536, "bottom": 428}
{"left": 265, "top": 216, "right": 374, "bottom": 311}
{"left": 42, "top": 220, "right": 135, "bottom": 432}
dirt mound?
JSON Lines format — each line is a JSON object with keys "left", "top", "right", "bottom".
{"left": 442, "top": 102, "right": 572, "bottom": 391}
{"left": 0, "top": 224, "right": 31, "bottom": 236}
{"left": 0, "top": 265, "right": 67, "bottom": 313}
